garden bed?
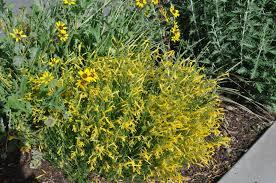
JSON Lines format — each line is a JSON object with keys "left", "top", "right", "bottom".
{"left": 0, "top": 0, "right": 275, "bottom": 182}
{"left": 185, "top": 103, "right": 272, "bottom": 182}
{"left": 0, "top": 103, "right": 272, "bottom": 183}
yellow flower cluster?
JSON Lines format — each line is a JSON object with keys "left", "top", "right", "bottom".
{"left": 168, "top": 5, "right": 181, "bottom": 42}
{"left": 171, "top": 21, "right": 181, "bottom": 42}
{"left": 136, "top": 0, "right": 159, "bottom": 8}
{"left": 39, "top": 71, "right": 54, "bottom": 84}
{"left": 55, "top": 21, "right": 68, "bottom": 42}
{"left": 29, "top": 71, "right": 54, "bottom": 91}
{"left": 136, "top": 0, "right": 147, "bottom": 8}
{"left": 76, "top": 68, "right": 98, "bottom": 89}
{"left": 135, "top": 1, "right": 181, "bottom": 43}
{"left": 169, "top": 5, "right": 180, "bottom": 18}
{"left": 9, "top": 28, "right": 27, "bottom": 42}
{"left": 63, "top": 0, "right": 76, "bottom": 5}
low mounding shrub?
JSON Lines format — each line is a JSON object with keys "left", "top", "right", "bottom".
{"left": 6, "top": 46, "right": 228, "bottom": 182}
{"left": 174, "top": 0, "right": 276, "bottom": 109}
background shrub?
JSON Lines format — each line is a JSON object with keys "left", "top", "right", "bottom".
{"left": 173, "top": 0, "right": 276, "bottom": 110}
{"left": 6, "top": 47, "right": 228, "bottom": 182}
{"left": 0, "top": 0, "right": 164, "bottom": 68}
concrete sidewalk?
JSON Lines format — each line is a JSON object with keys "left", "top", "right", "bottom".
{"left": 219, "top": 122, "right": 276, "bottom": 183}
{"left": 4, "top": 0, "right": 31, "bottom": 12}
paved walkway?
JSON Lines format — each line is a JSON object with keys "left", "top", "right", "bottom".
{"left": 219, "top": 122, "right": 276, "bottom": 183}
{"left": 4, "top": 0, "right": 31, "bottom": 12}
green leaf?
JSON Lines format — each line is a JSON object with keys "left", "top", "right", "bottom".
{"left": 6, "top": 95, "right": 31, "bottom": 113}
{"left": 13, "top": 56, "right": 25, "bottom": 68}
{"left": 29, "top": 47, "right": 41, "bottom": 62}
{"left": 18, "top": 76, "right": 28, "bottom": 96}
{"left": 255, "top": 83, "right": 264, "bottom": 93}
{"left": 236, "top": 67, "right": 247, "bottom": 74}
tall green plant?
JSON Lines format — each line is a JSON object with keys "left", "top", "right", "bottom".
{"left": 175, "top": 0, "right": 276, "bottom": 109}
{"left": 0, "top": 0, "right": 164, "bottom": 66}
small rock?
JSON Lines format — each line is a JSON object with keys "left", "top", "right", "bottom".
{"left": 225, "top": 106, "right": 234, "bottom": 111}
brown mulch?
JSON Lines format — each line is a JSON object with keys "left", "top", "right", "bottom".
{"left": 184, "top": 104, "right": 273, "bottom": 183}
{"left": 0, "top": 104, "right": 274, "bottom": 183}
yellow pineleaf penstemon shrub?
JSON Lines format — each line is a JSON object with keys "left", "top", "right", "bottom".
{"left": 24, "top": 47, "right": 228, "bottom": 182}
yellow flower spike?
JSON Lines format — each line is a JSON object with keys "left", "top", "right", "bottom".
{"left": 170, "top": 21, "right": 181, "bottom": 42}
{"left": 171, "top": 21, "right": 179, "bottom": 31}
{"left": 63, "top": 0, "right": 76, "bottom": 5}
{"left": 170, "top": 5, "right": 180, "bottom": 18}
{"left": 9, "top": 28, "right": 27, "bottom": 42}
{"left": 136, "top": 0, "right": 147, "bottom": 8}
{"left": 152, "top": 0, "right": 159, "bottom": 5}
{"left": 171, "top": 31, "right": 180, "bottom": 42}
{"left": 55, "top": 21, "right": 67, "bottom": 31}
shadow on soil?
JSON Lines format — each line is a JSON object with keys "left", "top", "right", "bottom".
{"left": 0, "top": 137, "right": 37, "bottom": 183}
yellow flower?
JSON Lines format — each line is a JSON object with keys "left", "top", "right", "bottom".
{"left": 170, "top": 21, "right": 181, "bottom": 42}
{"left": 63, "top": 0, "right": 76, "bottom": 5}
{"left": 76, "top": 79, "right": 88, "bottom": 89}
{"left": 136, "top": 0, "right": 147, "bottom": 8}
{"left": 171, "top": 31, "right": 180, "bottom": 42}
{"left": 171, "top": 21, "right": 179, "bottom": 32}
{"left": 49, "top": 57, "right": 61, "bottom": 67}
{"left": 170, "top": 5, "right": 180, "bottom": 18}
{"left": 152, "top": 0, "right": 159, "bottom": 5}
{"left": 56, "top": 21, "right": 67, "bottom": 31}
{"left": 58, "top": 29, "right": 69, "bottom": 42}
{"left": 40, "top": 71, "right": 54, "bottom": 85}
{"left": 78, "top": 68, "right": 98, "bottom": 83}
{"left": 9, "top": 28, "right": 27, "bottom": 42}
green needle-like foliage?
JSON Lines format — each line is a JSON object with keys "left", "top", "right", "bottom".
{"left": 175, "top": 0, "right": 276, "bottom": 109}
